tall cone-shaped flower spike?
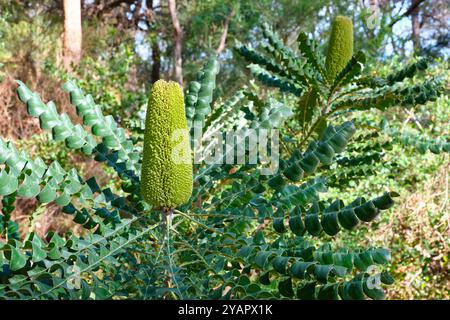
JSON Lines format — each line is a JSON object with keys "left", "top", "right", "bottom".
{"left": 325, "top": 15, "right": 354, "bottom": 81}
{"left": 140, "top": 80, "right": 193, "bottom": 208}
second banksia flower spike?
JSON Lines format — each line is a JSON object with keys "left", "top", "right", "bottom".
{"left": 325, "top": 15, "right": 354, "bottom": 82}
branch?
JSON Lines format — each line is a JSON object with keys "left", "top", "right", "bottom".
{"left": 84, "top": 0, "right": 136, "bottom": 16}
{"left": 389, "top": 0, "right": 427, "bottom": 27}
{"left": 168, "top": 0, "right": 183, "bottom": 35}
{"left": 216, "top": 8, "right": 236, "bottom": 54}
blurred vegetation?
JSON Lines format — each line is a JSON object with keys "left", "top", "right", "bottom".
{"left": 0, "top": 0, "right": 448, "bottom": 299}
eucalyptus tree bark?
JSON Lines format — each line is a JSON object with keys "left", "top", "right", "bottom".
{"left": 168, "top": 0, "right": 183, "bottom": 84}
{"left": 63, "top": 0, "right": 82, "bottom": 71}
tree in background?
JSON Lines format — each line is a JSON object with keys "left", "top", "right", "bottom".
{"left": 168, "top": 0, "right": 183, "bottom": 84}
{"left": 0, "top": 0, "right": 448, "bottom": 300}
{"left": 63, "top": 0, "right": 82, "bottom": 70}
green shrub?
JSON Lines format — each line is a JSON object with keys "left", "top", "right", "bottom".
{"left": 0, "top": 16, "right": 447, "bottom": 300}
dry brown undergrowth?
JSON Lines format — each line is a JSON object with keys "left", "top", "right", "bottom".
{"left": 0, "top": 74, "right": 111, "bottom": 239}
{"left": 376, "top": 160, "right": 450, "bottom": 299}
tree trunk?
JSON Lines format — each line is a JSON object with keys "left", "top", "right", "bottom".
{"left": 168, "top": 0, "right": 183, "bottom": 84}
{"left": 149, "top": 0, "right": 160, "bottom": 84}
{"left": 216, "top": 8, "right": 236, "bottom": 54}
{"left": 63, "top": 0, "right": 82, "bottom": 71}
{"left": 151, "top": 39, "right": 161, "bottom": 84}
{"left": 410, "top": 0, "right": 422, "bottom": 52}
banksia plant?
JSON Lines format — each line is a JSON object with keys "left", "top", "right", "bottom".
{"left": 140, "top": 80, "right": 193, "bottom": 209}
{"left": 236, "top": 18, "right": 444, "bottom": 153}
{"left": 325, "top": 15, "right": 354, "bottom": 81}
{"left": 0, "top": 20, "right": 446, "bottom": 301}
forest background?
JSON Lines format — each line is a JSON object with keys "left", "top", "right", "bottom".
{"left": 0, "top": 0, "right": 448, "bottom": 299}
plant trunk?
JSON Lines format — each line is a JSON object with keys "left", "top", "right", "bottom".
{"left": 168, "top": 0, "right": 183, "bottom": 84}
{"left": 63, "top": 0, "right": 82, "bottom": 71}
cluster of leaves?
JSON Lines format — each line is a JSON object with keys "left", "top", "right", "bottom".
{"left": 235, "top": 22, "right": 449, "bottom": 192}
{"left": 0, "top": 68, "right": 394, "bottom": 300}
{"left": 236, "top": 23, "right": 444, "bottom": 136}
{"left": 380, "top": 119, "right": 450, "bottom": 155}
{"left": 0, "top": 20, "right": 447, "bottom": 300}
{"left": 44, "top": 44, "right": 147, "bottom": 121}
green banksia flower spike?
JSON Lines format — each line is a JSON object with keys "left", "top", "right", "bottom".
{"left": 325, "top": 15, "right": 354, "bottom": 81}
{"left": 141, "top": 80, "right": 193, "bottom": 208}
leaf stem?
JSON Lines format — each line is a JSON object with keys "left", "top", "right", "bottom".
{"left": 174, "top": 209, "right": 225, "bottom": 235}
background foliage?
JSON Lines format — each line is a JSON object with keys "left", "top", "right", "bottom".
{"left": 0, "top": 0, "right": 448, "bottom": 300}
